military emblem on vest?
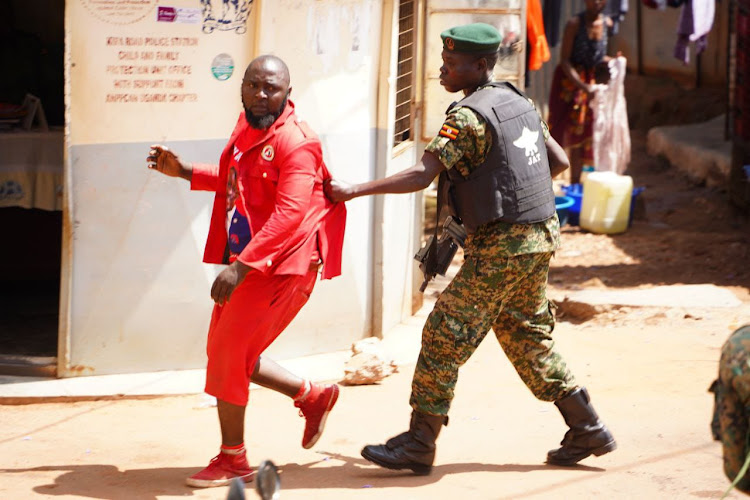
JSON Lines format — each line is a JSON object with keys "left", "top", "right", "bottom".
{"left": 513, "top": 126, "right": 541, "bottom": 165}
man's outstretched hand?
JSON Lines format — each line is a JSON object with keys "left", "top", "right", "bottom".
{"left": 211, "top": 261, "right": 251, "bottom": 305}
{"left": 324, "top": 178, "right": 355, "bottom": 203}
{"left": 147, "top": 144, "right": 192, "bottom": 180}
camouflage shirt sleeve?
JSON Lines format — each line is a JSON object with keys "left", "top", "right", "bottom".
{"left": 540, "top": 114, "right": 550, "bottom": 141}
{"left": 425, "top": 107, "right": 491, "bottom": 178}
{"left": 718, "top": 325, "right": 750, "bottom": 493}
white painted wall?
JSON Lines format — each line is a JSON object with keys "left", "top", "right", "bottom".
{"left": 374, "top": 0, "right": 422, "bottom": 337}
{"left": 254, "top": 0, "right": 384, "bottom": 357}
{"left": 257, "top": 0, "right": 422, "bottom": 343}
{"left": 62, "top": 0, "right": 390, "bottom": 375}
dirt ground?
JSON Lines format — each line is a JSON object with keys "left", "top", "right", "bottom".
{"left": 2, "top": 76, "right": 750, "bottom": 499}
{"left": 550, "top": 128, "right": 750, "bottom": 320}
{"left": 551, "top": 75, "right": 750, "bottom": 321}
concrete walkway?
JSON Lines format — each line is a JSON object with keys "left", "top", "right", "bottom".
{"left": 0, "top": 298, "right": 427, "bottom": 403}
{"left": 0, "top": 261, "right": 448, "bottom": 403}
{"left": 646, "top": 114, "right": 731, "bottom": 188}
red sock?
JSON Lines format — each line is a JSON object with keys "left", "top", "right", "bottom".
{"left": 221, "top": 443, "right": 245, "bottom": 455}
{"left": 293, "top": 380, "right": 312, "bottom": 401}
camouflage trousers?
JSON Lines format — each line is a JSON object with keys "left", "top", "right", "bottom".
{"left": 717, "top": 325, "right": 750, "bottom": 493}
{"left": 410, "top": 250, "right": 577, "bottom": 416}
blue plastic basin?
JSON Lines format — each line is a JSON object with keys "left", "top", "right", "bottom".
{"left": 561, "top": 184, "right": 583, "bottom": 226}
{"left": 555, "top": 195, "right": 575, "bottom": 227}
{"left": 629, "top": 186, "right": 645, "bottom": 227}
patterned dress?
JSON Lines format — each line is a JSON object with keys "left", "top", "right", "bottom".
{"left": 408, "top": 90, "right": 577, "bottom": 416}
{"left": 547, "top": 12, "right": 608, "bottom": 163}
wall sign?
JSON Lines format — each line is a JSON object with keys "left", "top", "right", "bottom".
{"left": 104, "top": 36, "right": 199, "bottom": 103}
{"left": 69, "top": 0, "right": 256, "bottom": 144}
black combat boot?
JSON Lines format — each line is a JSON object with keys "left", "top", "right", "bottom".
{"left": 361, "top": 411, "right": 448, "bottom": 475}
{"left": 546, "top": 387, "right": 617, "bottom": 466}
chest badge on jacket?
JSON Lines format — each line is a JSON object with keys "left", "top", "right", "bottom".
{"left": 261, "top": 145, "right": 275, "bottom": 161}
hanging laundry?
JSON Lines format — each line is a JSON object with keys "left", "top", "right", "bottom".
{"left": 543, "top": 0, "right": 563, "bottom": 47}
{"left": 590, "top": 56, "right": 631, "bottom": 175}
{"left": 674, "top": 0, "right": 715, "bottom": 64}
{"left": 527, "top": 0, "right": 551, "bottom": 70}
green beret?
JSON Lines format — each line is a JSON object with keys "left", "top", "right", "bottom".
{"left": 441, "top": 23, "right": 502, "bottom": 54}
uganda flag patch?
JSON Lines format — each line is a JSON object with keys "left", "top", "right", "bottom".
{"left": 439, "top": 123, "right": 459, "bottom": 140}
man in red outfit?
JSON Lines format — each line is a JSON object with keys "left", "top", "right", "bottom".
{"left": 146, "top": 55, "right": 347, "bottom": 488}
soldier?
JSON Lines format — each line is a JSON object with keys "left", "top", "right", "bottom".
{"left": 325, "top": 22, "right": 616, "bottom": 474}
{"left": 715, "top": 325, "right": 750, "bottom": 494}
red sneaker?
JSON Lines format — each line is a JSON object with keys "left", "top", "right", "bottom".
{"left": 186, "top": 450, "right": 255, "bottom": 488}
{"left": 295, "top": 383, "right": 340, "bottom": 449}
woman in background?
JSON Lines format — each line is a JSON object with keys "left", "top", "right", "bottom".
{"left": 547, "top": 0, "right": 612, "bottom": 184}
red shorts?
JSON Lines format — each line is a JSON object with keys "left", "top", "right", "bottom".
{"left": 204, "top": 268, "right": 318, "bottom": 405}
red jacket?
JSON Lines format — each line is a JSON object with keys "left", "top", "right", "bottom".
{"left": 191, "top": 102, "right": 346, "bottom": 280}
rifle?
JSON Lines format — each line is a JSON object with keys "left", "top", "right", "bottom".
{"left": 414, "top": 215, "right": 467, "bottom": 292}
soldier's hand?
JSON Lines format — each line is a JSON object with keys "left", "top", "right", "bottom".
{"left": 147, "top": 144, "right": 192, "bottom": 180}
{"left": 324, "top": 178, "right": 355, "bottom": 203}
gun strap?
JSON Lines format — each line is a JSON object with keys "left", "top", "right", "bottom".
{"left": 425, "top": 171, "right": 447, "bottom": 273}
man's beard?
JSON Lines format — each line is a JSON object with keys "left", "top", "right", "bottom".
{"left": 245, "top": 94, "right": 288, "bottom": 130}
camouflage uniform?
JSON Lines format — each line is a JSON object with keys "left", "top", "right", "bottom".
{"left": 717, "top": 325, "right": 750, "bottom": 493}
{"left": 411, "top": 95, "right": 577, "bottom": 416}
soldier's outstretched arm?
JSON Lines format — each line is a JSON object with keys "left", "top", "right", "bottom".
{"left": 546, "top": 136, "right": 570, "bottom": 178}
{"left": 324, "top": 151, "right": 444, "bottom": 203}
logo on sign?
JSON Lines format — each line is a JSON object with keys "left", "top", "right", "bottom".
{"left": 201, "top": 0, "right": 253, "bottom": 35}
{"left": 157, "top": 6, "right": 201, "bottom": 24}
{"left": 211, "top": 53, "right": 235, "bottom": 81}
{"left": 157, "top": 7, "right": 177, "bottom": 22}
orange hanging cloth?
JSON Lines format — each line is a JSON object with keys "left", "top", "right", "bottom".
{"left": 527, "top": 0, "right": 551, "bottom": 71}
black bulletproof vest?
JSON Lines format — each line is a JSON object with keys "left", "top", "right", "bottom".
{"left": 443, "top": 82, "right": 556, "bottom": 232}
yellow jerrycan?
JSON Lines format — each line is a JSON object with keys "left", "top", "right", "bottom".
{"left": 579, "top": 171, "right": 633, "bottom": 234}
